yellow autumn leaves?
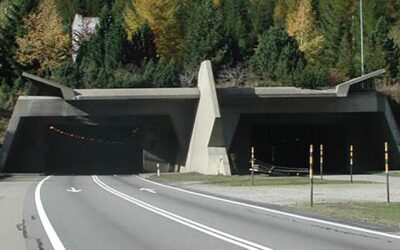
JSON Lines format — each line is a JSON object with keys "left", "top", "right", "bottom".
{"left": 16, "top": 0, "right": 69, "bottom": 73}
{"left": 286, "top": 0, "right": 325, "bottom": 63}
{"left": 123, "top": 0, "right": 182, "bottom": 59}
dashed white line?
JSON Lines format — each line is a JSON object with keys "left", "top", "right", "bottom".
{"left": 93, "top": 175, "right": 272, "bottom": 250}
{"left": 35, "top": 175, "right": 66, "bottom": 250}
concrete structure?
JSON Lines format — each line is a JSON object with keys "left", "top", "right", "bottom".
{"left": 1, "top": 61, "right": 399, "bottom": 175}
{"left": 72, "top": 14, "right": 100, "bottom": 62}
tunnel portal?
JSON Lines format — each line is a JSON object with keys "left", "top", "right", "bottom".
{"left": 6, "top": 115, "right": 179, "bottom": 174}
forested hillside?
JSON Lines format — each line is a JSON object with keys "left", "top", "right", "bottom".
{"left": 1, "top": 0, "right": 400, "bottom": 108}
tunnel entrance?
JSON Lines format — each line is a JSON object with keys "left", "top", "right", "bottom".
{"left": 46, "top": 124, "right": 143, "bottom": 174}
{"left": 250, "top": 124, "right": 347, "bottom": 173}
{"left": 7, "top": 115, "right": 179, "bottom": 174}
{"left": 228, "top": 114, "right": 357, "bottom": 175}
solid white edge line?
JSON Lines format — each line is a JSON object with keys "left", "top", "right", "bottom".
{"left": 93, "top": 175, "right": 272, "bottom": 250}
{"left": 35, "top": 175, "right": 66, "bottom": 250}
{"left": 136, "top": 175, "right": 400, "bottom": 241}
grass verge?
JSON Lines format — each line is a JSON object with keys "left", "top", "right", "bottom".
{"left": 150, "top": 173, "right": 371, "bottom": 186}
{"left": 292, "top": 202, "right": 400, "bottom": 229}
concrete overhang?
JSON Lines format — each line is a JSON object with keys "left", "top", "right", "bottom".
{"left": 74, "top": 88, "right": 200, "bottom": 100}
{"left": 217, "top": 69, "right": 385, "bottom": 99}
{"left": 22, "top": 72, "right": 76, "bottom": 100}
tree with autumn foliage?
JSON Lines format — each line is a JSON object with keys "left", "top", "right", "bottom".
{"left": 286, "top": 0, "right": 324, "bottom": 64}
{"left": 16, "top": 0, "right": 69, "bottom": 74}
{"left": 124, "top": 0, "right": 182, "bottom": 59}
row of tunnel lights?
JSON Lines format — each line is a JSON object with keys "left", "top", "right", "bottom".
{"left": 48, "top": 125, "right": 140, "bottom": 145}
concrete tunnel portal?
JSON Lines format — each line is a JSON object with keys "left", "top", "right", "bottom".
{"left": 5, "top": 115, "right": 181, "bottom": 174}
{"left": 1, "top": 63, "right": 400, "bottom": 175}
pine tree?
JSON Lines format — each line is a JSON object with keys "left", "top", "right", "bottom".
{"left": 286, "top": 0, "right": 324, "bottom": 63}
{"left": 337, "top": 32, "right": 355, "bottom": 77}
{"left": 0, "top": 0, "right": 37, "bottom": 85}
{"left": 249, "top": 0, "right": 274, "bottom": 38}
{"left": 367, "top": 17, "right": 400, "bottom": 78}
{"left": 182, "top": 0, "right": 228, "bottom": 70}
{"left": 250, "top": 24, "right": 305, "bottom": 84}
{"left": 319, "top": 0, "right": 355, "bottom": 67}
{"left": 221, "top": 0, "right": 253, "bottom": 62}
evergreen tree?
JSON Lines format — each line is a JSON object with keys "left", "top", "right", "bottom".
{"left": 249, "top": 0, "right": 274, "bottom": 38}
{"left": 319, "top": 0, "right": 354, "bottom": 67}
{"left": 0, "top": 0, "right": 37, "bottom": 86}
{"left": 182, "top": 0, "right": 228, "bottom": 70}
{"left": 122, "top": 22, "right": 157, "bottom": 67}
{"left": 220, "top": 0, "right": 253, "bottom": 62}
{"left": 366, "top": 17, "right": 400, "bottom": 78}
{"left": 336, "top": 31, "right": 355, "bottom": 77}
{"left": 250, "top": 25, "right": 305, "bottom": 84}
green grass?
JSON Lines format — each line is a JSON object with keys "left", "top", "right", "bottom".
{"left": 292, "top": 202, "right": 400, "bottom": 229}
{"left": 150, "top": 173, "right": 370, "bottom": 186}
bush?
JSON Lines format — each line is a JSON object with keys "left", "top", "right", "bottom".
{"left": 143, "top": 58, "right": 179, "bottom": 87}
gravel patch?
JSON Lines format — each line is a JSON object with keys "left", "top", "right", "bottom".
{"left": 182, "top": 175, "right": 400, "bottom": 206}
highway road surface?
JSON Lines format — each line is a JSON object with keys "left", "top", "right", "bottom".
{"left": 20, "top": 175, "right": 400, "bottom": 250}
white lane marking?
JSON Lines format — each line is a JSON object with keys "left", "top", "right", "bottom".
{"left": 66, "top": 187, "right": 82, "bottom": 193}
{"left": 137, "top": 176, "right": 400, "bottom": 241}
{"left": 35, "top": 176, "right": 66, "bottom": 250}
{"left": 93, "top": 175, "right": 272, "bottom": 250}
{"left": 140, "top": 188, "right": 157, "bottom": 194}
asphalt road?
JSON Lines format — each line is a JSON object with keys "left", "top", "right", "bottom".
{"left": 20, "top": 175, "right": 400, "bottom": 250}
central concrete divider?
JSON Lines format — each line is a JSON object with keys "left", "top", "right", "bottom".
{"left": 183, "top": 61, "right": 231, "bottom": 175}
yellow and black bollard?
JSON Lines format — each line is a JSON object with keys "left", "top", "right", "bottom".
{"left": 385, "top": 142, "right": 390, "bottom": 203}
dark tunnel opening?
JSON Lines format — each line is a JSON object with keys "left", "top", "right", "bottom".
{"left": 250, "top": 124, "right": 347, "bottom": 174}
{"left": 6, "top": 116, "right": 179, "bottom": 174}
{"left": 45, "top": 125, "right": 144, "bottom": 174}
{"left": 228, "top": 113, "right": 388, "bottom": 175}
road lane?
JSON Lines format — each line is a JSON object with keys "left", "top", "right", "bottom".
{"left": 99, "top": 175, "right": 400, "bottom": 250}
{"left": 28, "top": 175, "right": 244, "bottom": 250}
{"left": 26, "top": 175, "right": 400, "bottom": 250}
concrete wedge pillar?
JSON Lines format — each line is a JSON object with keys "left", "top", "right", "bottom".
{"left": 183, "top": 61, "right": 231, "bottom": 175}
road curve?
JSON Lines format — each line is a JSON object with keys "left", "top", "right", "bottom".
{"left": 22, "top": 175, "right": 400, "bottom": 250}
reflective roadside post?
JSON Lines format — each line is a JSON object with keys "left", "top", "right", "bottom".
{"left": 385, "top": 142, "right": 390, "bottom": 203}
{"left": 157, "top": 163, "right": 160, "bottom": 177}
{"left": 350, "top": 145, "right": 354, "bottom": 183}
{"left": 309, "top": 145, "right": 314, "bottom": 207}
{"left": 251, "top": 146, "right": 255, "bottom": 186}
{"left": 320, "top": 144, "right": 324, "bottom": 180}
